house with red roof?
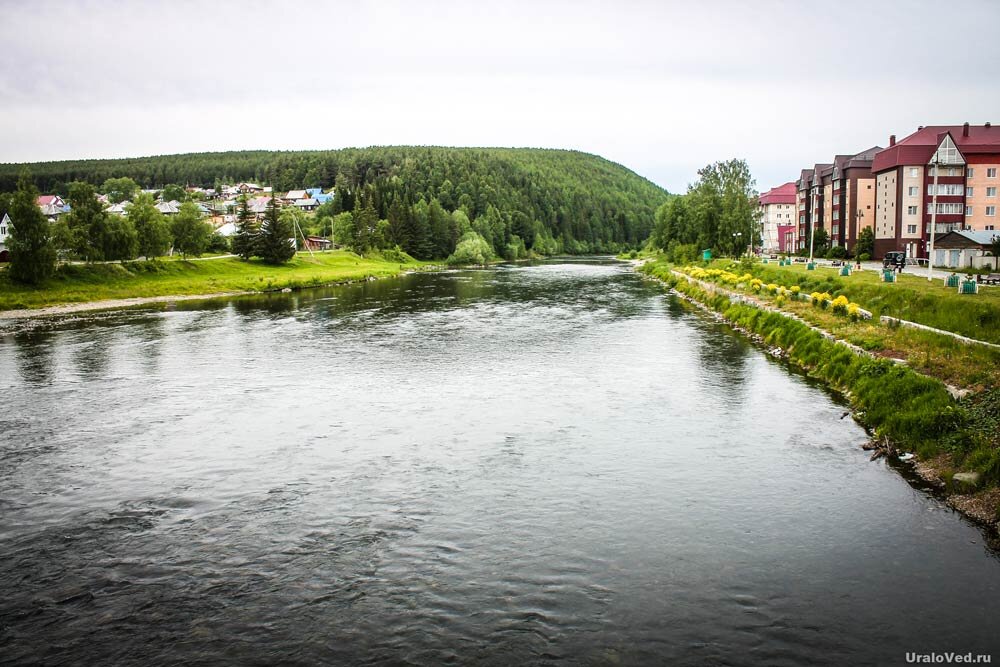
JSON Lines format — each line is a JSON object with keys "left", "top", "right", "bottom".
{"left": 871, "top": 122, "right": 1000, "bottom": 259}
{"left": 758, "top": 182, "right": 796, "bottom": 253}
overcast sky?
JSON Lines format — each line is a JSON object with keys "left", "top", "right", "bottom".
{"left": 1, "top": 0, "right": 999, "bottom": 193}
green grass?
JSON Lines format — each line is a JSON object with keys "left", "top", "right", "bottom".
{"left": 727, "top": 261, "right": 1000, "bottom": 344}
{"left": 0, "top": 251, "right": 434, "bottom": 311}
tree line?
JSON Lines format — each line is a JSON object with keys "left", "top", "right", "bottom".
{"left": 646, "top": 159, "right": 758, "bottom": 262}
{"left": 0, "top": 147, "right": 668, "bottom": 257}
{"left": 1, "top": 172, "right": 245, "bottom": 284}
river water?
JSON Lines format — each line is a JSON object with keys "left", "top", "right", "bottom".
{"left": 1, "top": 259, "right": 998, "bottom": 665}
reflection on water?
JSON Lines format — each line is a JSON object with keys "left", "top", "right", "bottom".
{"left": 1, "top": 259, "right": 999, "bottom": 665}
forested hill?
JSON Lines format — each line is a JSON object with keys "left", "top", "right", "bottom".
{"left": 0, "top": 147, "right": 668, "bottom": 253}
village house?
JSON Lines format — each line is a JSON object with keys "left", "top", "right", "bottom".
{"left": 283, "top": 189, "right": 309, "bottom": 203}
{"left": 930, "top": 229, "right": 999, "bottom": 270}
{"left": 306, "top": 188, "right": 333, "bottom": 205}
{"left": 294, "top": 198, "right": 319, "bottom": 212}
{"left": 0, "top": 209, "right": 11, "bottom": 262}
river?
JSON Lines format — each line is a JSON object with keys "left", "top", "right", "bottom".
{"left": 1, "top": 259, "right": 998, "bottom": 665}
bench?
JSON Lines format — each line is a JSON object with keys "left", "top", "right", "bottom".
{"left": 979, "top": 273, "right": 1000, "bottom": 285}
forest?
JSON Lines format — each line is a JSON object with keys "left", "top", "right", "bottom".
{"left": 0, "top": 147, "right": 669, "bottom": 256}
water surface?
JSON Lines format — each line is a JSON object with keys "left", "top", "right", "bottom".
{"left": 1, "top": 260, "right": 998, "bottom": 665}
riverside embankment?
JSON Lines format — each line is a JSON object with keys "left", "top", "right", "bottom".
{"left": 0, "top": 250, "right": 436, "bottom": 317}
{"left": 638, "top": 258, "right": 1000, "bottom": 531}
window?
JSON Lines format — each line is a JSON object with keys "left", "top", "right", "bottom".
{"left": 988, "top": 206, "right": 997, "bottom": 216}
{"left": 906, "top": 224, "right": 917, "bottom": 234}
{"left": 966, "top": 206, "right": 973, "bottom": 216}
{"left": 986, "top": 225, "right": 995, "bottom": 231}
{"left": 967, "top": 187, "right": 974, "bottom": 197}
{"left": 926, "top": 203, "right": 964, "bottom": 215}
{"left": 833, "top": 211, "right": 840, "bottom": 220}
{"left": 908, "top": 186, "right": 918, "bottom": 196}
{"left": 988, "top": 168, "right": 998, "bottom": 178}
{"left": 910, "top": 168, "right": 919, "bottom": 177}
{"left": 0, "top": 225, "right": 6, "bottom": 235}
{"left": 907, "top": 206, "right": 918, "bottom": 215}
{"left": 968, "top": 168, "right": 974, "bottom": 178}
{"left": 927, "top": 184, "right": 964, "bottom": 196}
{"left": 988, "top": 187, "right": 997, "bottom": 197}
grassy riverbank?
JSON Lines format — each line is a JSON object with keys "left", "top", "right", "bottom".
{"left": 0, "top": 251, "right": 433, "bottom": 312}
{"left": 745, "top": 261, "right": 1000, "bottom": 345}
{"left": 639, "top": 257, "right": 1000, "bottom": 529}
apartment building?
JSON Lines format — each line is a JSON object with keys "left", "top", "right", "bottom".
{"left": 871, "top": 123, "right": 1000, "bottom": 258}
{"left": 796, "top": 164, "right": 831, "bottom": 252}
{"left": 758, "top": 182, "right": 797, "bottom": 253}
{"left": 829, "top": 147, "right": 880, "bottom": 252}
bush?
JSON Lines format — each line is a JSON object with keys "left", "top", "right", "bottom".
{"left": 827, "top": 245, "right": 847, "bottom": 259}
{"left": 857, "top": 253, "right": 871, "bottom": 262}
{"left": 381, "top": 245, "right": 409, "bottom": 263}
{"left": 447, "top": 232, "right": 493, "bottom": 265}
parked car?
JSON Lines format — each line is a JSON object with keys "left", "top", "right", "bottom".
{"left": 882, "top": 251, "right": 906, "bottom": 270}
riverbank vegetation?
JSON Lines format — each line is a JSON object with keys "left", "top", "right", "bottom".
{"left": 645, "top": 159, "right": 757, "bottom": 260}
{"left": 0, "top": 251, "right": 429, "bottom": 312}
{"left": 640, "top": 257, "right": 1000, "bottom": 526}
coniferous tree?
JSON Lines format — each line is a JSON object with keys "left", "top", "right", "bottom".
{"left": 7, "top": 171, "right": 56, "bottom": 284}
{"left": 257, "top": 197, "right": 295, "bottom": 264}
{"left": 231, "top": 196, "right": 259, "bottom": 260}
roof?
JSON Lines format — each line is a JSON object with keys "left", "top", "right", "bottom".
{"left": 314, "top": 193, "right": 333, "bottom": 203}
{"left": 759, "top": 182, "right": 797, "bottom": 206}
{"left": 305, "top": 188, "right": 323, "bottom": 196}
{"left": 285, "top": 190, "right": 308, "bottom": 200}
{"left": 37, "top": 194, "right": 61, "bottom": 206}
{"left": 872, "top": 124, "right": 1000, "bottom": 173}
{"left": 954, "top": 230, "right": 1000, "bottom": 245}
{"left": 294, "top": 198, "right": 318, "bottom": 207}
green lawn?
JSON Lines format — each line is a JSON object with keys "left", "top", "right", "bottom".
{"left": 729, "top": 261, "right": 1000, "bottom": 345}
{"left": 0, "top": 251, "right": 434, "bottom": 311}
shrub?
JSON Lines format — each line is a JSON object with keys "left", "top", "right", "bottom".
{"left": 827, "top": 245, "right": 848, "bottom": 259}
{"left": 858, "top": 253, "right": 871, "bottom": 262}
{"left": 447, "top": 232, "right": 493, "bottom": 265}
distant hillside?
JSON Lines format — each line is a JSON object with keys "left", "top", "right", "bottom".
{"left": 0, "top": 147, "right": 668, "bottom": 252}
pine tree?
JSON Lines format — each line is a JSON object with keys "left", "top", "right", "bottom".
{"left": 231, "top": 196, "right": 259, "bottom": 260}
{"left": 8, "top": 171, "right": 56, "bottom": 284}
{"left": 257, "top": 197, "right": 296, "bottom": 264}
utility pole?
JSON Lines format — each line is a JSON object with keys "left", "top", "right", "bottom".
{"left": 927, "top": 157, "right": 939, "bottom": 281}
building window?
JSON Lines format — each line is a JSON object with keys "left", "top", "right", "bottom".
{"left": 908, "top": 186, "right": 918, "bottom": 196}
{"left": 966, "top": 206, "right": 973, "bottom": 216}
{"left": 928, "top": 184, "right": 964, "bottom": 196}
{"left": 988, "top": 187, "right": 997, "bottom": 197}
{"left": 910, "top": 168, "right": 919, "bottom": 177}
{"left": 907, "top": 205, "right": 918, "bottom": 215}
{"left": 988, "top": 168, "right": 998, "bottom": 178}
{"left": 906, "top": 224, "right": 917, "bottom": 234}
{"left": 926, "top": 203, "right": 964, "bottom": 215}
{"left": 967, "top": 187, "right": 974, "bottom": 197}
{"left": 986, "top": 225, "right": 995, "bottom": 231}
{"left": 988, "top": 206, "right": 997, "bottom": 216}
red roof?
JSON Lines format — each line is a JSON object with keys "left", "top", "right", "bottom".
{"left": 872, "top": 124, "right": 1000, "bottom": 173}
{"left": 759, "top": 182, "right": 797, "bottom": 206}
{"left": 37, "top": 194, "right": 60, "bottom": 206}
